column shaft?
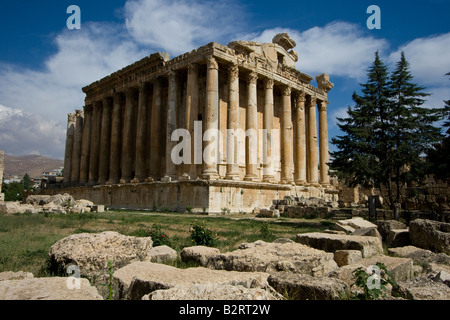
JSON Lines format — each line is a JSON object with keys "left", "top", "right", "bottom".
{"left": 202, "top": 56, "right": 220, "bottom": 180}
{"left": 162, "top": 70, "right": 178, "bottom": 181}
{"left": 181, "top": 64, "right": 199, "bottom": 180}
{"left": 79, "top": 105, "right": 92, "bottom": 184}
{"left": 70, "top": 110, "right": 84, "bottom": 183}
{"left": 149, "top": 78, "right": 162, "bottom": 180}
{"left": 263, "top": 79, "right": 275, "bottom": 182}
{"left": 307, "top": 96, "right": 319, "bottom": 185}
{"left": 88, "top": 101, "right": 102, "bottom": 185}
{"left": 107, "top": 92, "right": 123, "bottom": 184}
{"left": 244, "top": 71, "right": 258, "bottom": 181}
{"left": 225, "top": 64, "right": 240, "bottom": 180}
{"left": 280, "top": 85, "right": 294, "bottom": 184}
{"left": 98, "top": 97, "right": 112, "bottom": 185}
{"left": 319, "top": 100, "right": 330, "bottom": 185}
{"left": 134, "top": 83, "right": 149, "bottom": 182}
{"left": 294, "top": 92, "right": 307, "bottom": 184}
{"left": 120, "top": 87, "right": 137, "bottom": 183}
{"left": 63, "top": 113, "right": 75, "bottom": 184}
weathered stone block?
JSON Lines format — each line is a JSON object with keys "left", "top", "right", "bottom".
{"left": 296, "top": 232, "right": 383, "bottom": 258}
{"left": 268, "top": 272, "right": 348, "bottom": 300}
{"left": 180, "top": 245, "right": 220, "bottom": 266}
{"left": 409, "top": 219, "right": 450, "bottom": 255}
{"left": 0, "top": 277, "right": 102, "bottom": 300}
{"left": 149, "top": 245, "right": 177, "bottom": 263}
{"left": 207, "top": 240, "right": 338, "bottom": 277}
{"left": 376, "top": 220, "right": 407, "bottom": 240}
{"left": 386, "top": 229, "right": 411, "bottom": 248}
{"left": 333, "top": 250, "right": 363, "bottom": 267}
{"left": 113, "top": 262, "right": 270, "bottom": 300}
{"left": 144, "top": 283, "right": 278, "bottom": 300}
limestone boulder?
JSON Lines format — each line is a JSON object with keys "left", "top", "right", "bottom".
{"left": 144, "top": 284, "right": 278, "bottom": 300}
{"left": 48, "top": 231, "right": 153, "bottom": 278}
{"left": 335, "top": 217, "right": 377, "bottom": 234}
{"left": 69, "top": 199, "right": 94, "bottom": 213}
{"left": 329, "top": 255, "right": 414, "bottom": 286}
{"left": 0, "top": 277, "right": 103, "bottom": 300}
{"left": 386, "top": 229, "right": 411, "bottom": 248}
{"left": 268, "top": 272, "right": 348, "bottom": 300}
{"left": 392, "top": 276, "right": 450, "bottom": 300}
{"left": 207, "top": 240, "right": 338, "bottom": 277}
{"left": 376, "top": 220, "right": 407, "bottom": 241}
{"left": 433, "top": 270, "right": 450, "bottom": 287}
{"left": 409, "top": 219, "right": 450, "bottom": 254}
{"left": 0, "top": 271, "right": 34, "bottom": 281}
{"left": 0, "top": 201, "right": 38, "bottom": 215}
{"left": 25, "top": 195, "right": 52, "bottom": 205}
{"left": 333, "top": 250, "right": 363, "bottom": 267}
{"left": 352, "top": 227, "right": 383, "bottom": 243}
{"left": 295, "top": 232, "right": 383, "bottom": 258}
{"left": 149, "top": 245, "right": 177, "bottom": 263}
{"left": 113, "top": 261, "right": 270, "bottom": 300}
{"left": 180, "top": 245, "right": 220, "bottom": 266}
{"left": 388, "top": 245, "right": 450, "bottom": 277}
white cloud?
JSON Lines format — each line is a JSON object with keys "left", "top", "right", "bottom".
{"left": 124, "top": 0, "right": 244, "bottom": 56}
{"left": 0, "top": 22, "right": 145, "bottom": 158}
{"left": 388, "top": 33, "right": 450, "bottom": 87}
{"left": 244, "top": 22, "right": 389, "bottom": 80}
{"left": 0, "top": 104, "right": 66, "bottom": 158}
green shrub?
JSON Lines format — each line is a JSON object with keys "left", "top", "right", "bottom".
{"left": 148, "top": 223, "right": 171, "bottom": 247}
{"left": 189, "top": 220, "right": 218, "bottom": 247}
{"left": 350, "top": 262, "right": 397, "bottom": 300}
{"left": 259, "top": 221, "right": 272, "bottom": 238}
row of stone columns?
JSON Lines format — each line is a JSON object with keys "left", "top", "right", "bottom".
{"left": 64, "top": 55, "right": 330, "bottom": 186}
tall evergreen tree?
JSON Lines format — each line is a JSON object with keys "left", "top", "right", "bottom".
{"left": 331, "top": 52, "right": 441, "bottom": 220}
{"left": 427, "top": 72, "right": 450, "bottom": 179}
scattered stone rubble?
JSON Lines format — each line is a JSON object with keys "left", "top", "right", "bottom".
{"left": 0, "top": 214, "right": 449, "bottom": 300}
{"left": 0, "top": 193, "right": 103, "bottom": 215}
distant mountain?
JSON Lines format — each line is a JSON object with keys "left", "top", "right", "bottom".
{"left": 3, "top": 154, "right": 64, "bottom": 179}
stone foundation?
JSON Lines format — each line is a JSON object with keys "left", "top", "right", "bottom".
{"left": 43, "top": 180, "right": 338, "bottom": 214}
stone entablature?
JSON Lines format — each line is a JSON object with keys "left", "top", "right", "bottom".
{"left": 63, "top": 33, "right": 334, "bottom": 190}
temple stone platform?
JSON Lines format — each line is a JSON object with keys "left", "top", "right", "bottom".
{"left": 44, "top": 180, "right": 338, "bottom": 214}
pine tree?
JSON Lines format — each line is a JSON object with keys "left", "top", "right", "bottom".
{"left": 331, "top": 51, "right": 390, "bottom": 188}
{"left": 427, "top": 72, "right": 450, "bottom": 179}
{"left": 331, "top": 52, "right": 441, "bottom": 220}
{"left": 386, "top": 51, "right": 441, "bottom": 219}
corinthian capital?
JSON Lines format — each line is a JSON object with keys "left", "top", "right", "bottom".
{"left": 264, "top": 78, "right": 274, "bottom": 90}
{"left": 228, "top": 64, "right": 239, "bottom": 82}
{"left": 206, "top": 56, "right": 218, "bottom": 70}
{"left": 318, "top": 100, "right": 328, "bottom": 112}
{"left": 281, "top": 85, "right": 291, "bottom": 96}
{"left": 248, "top": 71, "right": 258, "bottom": 84}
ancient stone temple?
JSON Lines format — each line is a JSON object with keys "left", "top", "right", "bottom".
{"left": 0, "top": 150, "right": 4, "bottom": 201}
{"left": 59, "top": 33, "right": 337, "bottom": 213}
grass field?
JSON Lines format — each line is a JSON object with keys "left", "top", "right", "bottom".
{"left": 0, "top": 210, "right": 334, "bottom": 276}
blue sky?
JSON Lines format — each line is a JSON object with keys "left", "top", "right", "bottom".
{"left": 0, "top": 0, "right": 449, "bottom": 159}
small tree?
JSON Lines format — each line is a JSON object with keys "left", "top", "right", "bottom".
{"left": 22, "top": 173, "right": 33, "bottom": 190}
